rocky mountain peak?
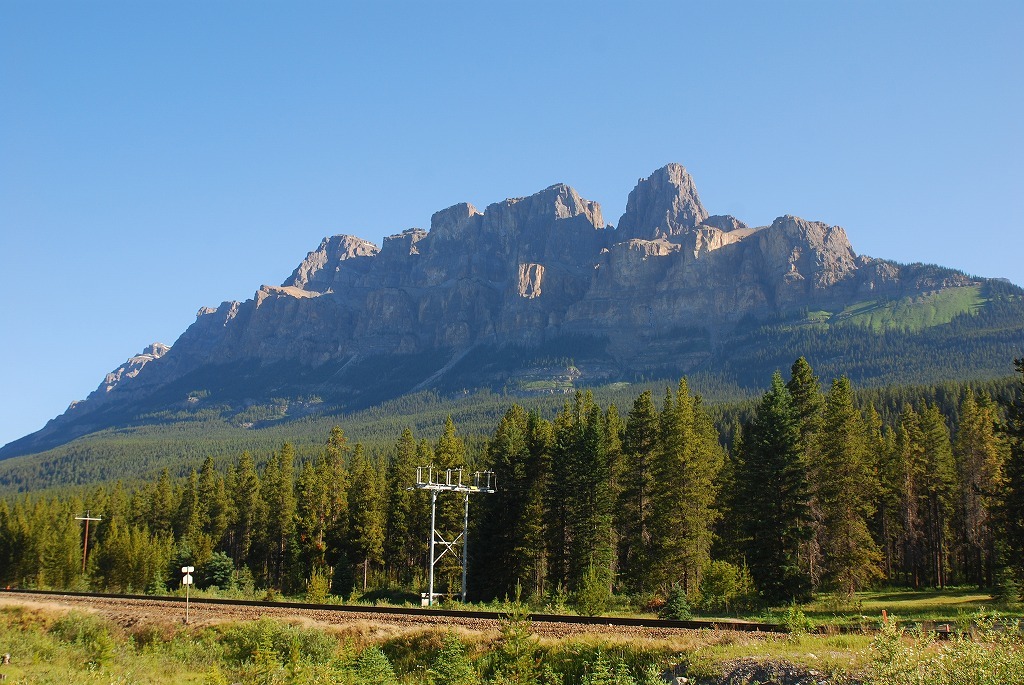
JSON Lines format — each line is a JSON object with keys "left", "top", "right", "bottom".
{"left": 380, "top": 228, "right": 428, "bottom": 258}
{"left": 429, "top": 203, "right": 483, "bottom": 242}
{"left": 616, "top": 163, "right": 708, "bottom": 241}
{"left": 757, "top": 215, "right": 858, "bottom": 288}
{"left": 284, "top": 234, "right": 379, "bottom": 292}
{"left": 100, "top": 342, "right": 170, "bottom": 395}
{"left": 483, "top": 183, "right": 604, "bottom": 234}
{"left": 701, "top": 215, "right": 749, "bottom": 232}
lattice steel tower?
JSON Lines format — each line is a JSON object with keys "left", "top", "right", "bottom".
{"left": 412, "top": 466, "right": 496, "bottom": 605}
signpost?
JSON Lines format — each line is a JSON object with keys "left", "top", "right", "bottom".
{"left": 181, "top": 566, "right": 194, "bottom": 624}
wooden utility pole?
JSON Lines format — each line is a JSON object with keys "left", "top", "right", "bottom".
{"left": 74, "top": 512, "right": 102, "bottom": 574}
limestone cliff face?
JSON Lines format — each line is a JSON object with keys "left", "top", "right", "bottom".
{"left": 99, "top": 343, "right": 170, "bottom": 395}
{"left": 45, "top": 163, "right": 980, "bottom": 428}
{"left": 616, "top": 163, "right": 708, "bottom": 240}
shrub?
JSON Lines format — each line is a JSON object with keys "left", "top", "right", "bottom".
{"left": 869, "top": 612, "right": 1024, "bottom": 685}
{"left": 306, "top": 567, "right": 330, "bottom": 604}
{"left": 572, "top": 565, "right": 611, "bottom": 617}
{"left": 581, "top": 651, "right": 638, "bottom": 685}
{"left": 201, "top": 551, "right": 236, "bottom": 591}
{"left": 355, "top": 645, "right": 398, "bottom": 684}
{"left": 488, "top": 593, "right": 547, "bottom": 684}
{"left": 658, "top": 586, "right": 691, "bottom": 620}
{"left": 780, "top": 600, "right": 813, "bottom": 635}
{"left": 427, "top": 631, "right": 478, "bottom": 685}
{"left": 50, "top": 611, "right": 116, "bottom": 669}
{"left": 221, "top": 617, "right": 336, "bottom": 667}
{"left": 693, "top": 560, "right": 754, "bottom": 615}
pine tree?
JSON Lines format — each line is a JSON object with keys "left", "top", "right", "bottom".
{"left": 197, "top": 456, "right": 229, "bottom": 548}
{"left": 786, "top": 357, "right": 824, "bottom": 588}
{"left": 954, "top": 392, "right": 1004, "bottom": 586}
{"left": 874, "top": 417, "right": 902, "bottom": 582}
{"left": 479, "top": 405, "right": 553, "bottom": 601}
{"left": 787, "top": 357, "right": 825, "bottom": 450}
{"left": 650, "top": 380, "right": 724, "bottom": 594}
{"left": 547, "top": 392, "right": 614, "bottom": 594}
{"left": 999, "top": 359, "right": 1024, "bottom": 579}
{"left": 433, "top": 416, "right": 468, "bottom": 595}
{"left": 817, "top": 377, "right": 882, "bottom": 596}
{"left": 41, "top": 503, "right": 83, "bottom": 589}
{"left": 321, "top": 427, "right": 351, "bottom": 584}
{"left": 263, "top": 443, "right": 297, "bottom": 589}
{"left": 919, "top": 404, "right": 956, "bottom": 587}
{"left": 228, "top": 451, "right": 264, "bottom": 573}
{"left": 348, "top": 443, "right": 385, "bottom": 591}
{"left": 295, "top": 459, "right": 331, "bottom": 574}
{"left": 893, "top": 407, "right": 928, "bottom": 587}
{"left": 736, "top": 372, "right": 812, "bottom": 603}
{"left": 617, "top": 390, "right": 659, "bottom": 593}
{"left": 148, "top": 468, "right": 176, "bottom": 538}
{"left": 384, "top": 427, "right": 426, "bottom": 585}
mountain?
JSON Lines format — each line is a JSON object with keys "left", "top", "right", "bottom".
{"left": 4, "top": 163, "right": 1023, "bottom": 460}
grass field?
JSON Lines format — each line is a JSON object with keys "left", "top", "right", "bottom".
{"left": 1, "top": 589, "right": 1022, "bottom": 684}
{"left": 826, "top": 285, "right": 984, "bottom": 332}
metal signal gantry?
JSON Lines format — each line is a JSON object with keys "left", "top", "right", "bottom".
{"left": 412, "top": 467, "right": 495, "bottom": 606}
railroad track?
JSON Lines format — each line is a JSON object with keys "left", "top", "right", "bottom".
{"left": 0, "top": 588, "right": 785, "bottom": 635}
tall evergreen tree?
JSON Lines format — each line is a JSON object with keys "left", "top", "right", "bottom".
{"left": 786, "top": 357, "right": 825, "bottom": 587}
{"left": 348, "top": 443, "right": 385, "bottom": 590}
{"left": 919, "top": 404, "right": 956, "bottom": 587}
{"left": 874, "top": 418, "right": 903, "bottom": 582}
{"left": 384, "top": 427, "right": 426, "bottom": 584}
{"left": 999, "top": 358, "right": 1024, "bottom": 579}
{"left": 227, "top": 451, "right": 264, "bottom": 572}
{"left": 736, "top": 372, "right": 812, "bottom": 603}
{"left": 954, "top": 392, "right": 1004, "bottom": 586}
{"left": 817, "top": 377, "right": 882, "bottom": 595}
{"left": 894, "top": 407, "right": 928, "bottom": 587}
{"left": 197, "top": 456, "right": 229, "bottom": 548}
{"left": 546, "top": 392, "right": 614, "bottom": 594}
{"left": 477, "top": 405, "right": 552, "bottom": 600}
{"left": 262, "top": 443, "right": 297, "bottom": 589}
{"left": 617, "top": 390, "right": 660, "bottom": 593}
{"left": 321, "top": 427, "right": 351, "bottom": 584}
{"left": 432, "top": 416, "right": 469, "bottom": 595}
{"left": 650, "top": 380, "right": 724, "bottom": 594}
{"left": 148, "top": 468, "right": 176, "bottom": 538}
{"left": 295, "top": 459, "right": 331, "bottom": 575}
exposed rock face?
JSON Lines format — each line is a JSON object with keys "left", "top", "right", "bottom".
{"left": 62, "top": 342, "right": 170, "bottom": 417}
{"left": 702, "top": 215, "right": 748, "bottom": 232}
{"left": 100, "top": 343, "right": 170, "bottom": 394}
{"left": 615, "top": 163, "right": 708, "bottom": 241}
{"left": 13, "top": 162, "right": 989, "bottom": 457}
{"left": 100, "top": 163, "right": 961, "bottom": 381}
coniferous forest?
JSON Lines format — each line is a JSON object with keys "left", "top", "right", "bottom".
{"left": 2, "top": 357, "right": 1023, "bottom": 615}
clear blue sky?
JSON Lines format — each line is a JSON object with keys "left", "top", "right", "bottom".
{"left": 1, "top": 1, "right": 1022, "bottom": 448}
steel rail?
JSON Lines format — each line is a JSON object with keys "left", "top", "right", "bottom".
{"left": 0, "top": 588, "right": 785, "bottom": 633}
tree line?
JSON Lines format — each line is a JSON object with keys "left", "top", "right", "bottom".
{"left": 2, "top": 357, "right": 1023, "bottom": 610}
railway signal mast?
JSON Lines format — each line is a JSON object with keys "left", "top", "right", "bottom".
{"left": 413, "top": 467, "right": 495, "bottom": 606}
